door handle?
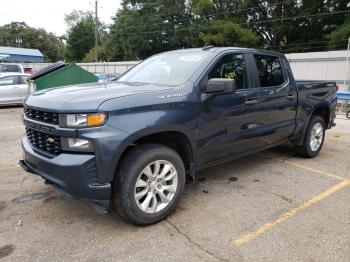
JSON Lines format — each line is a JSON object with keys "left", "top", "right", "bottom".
{"left": 244, "top": 99, "right": 258, "bottom": 105}
{"left": 286, "top": 94, "right": 295, "bottom": 100}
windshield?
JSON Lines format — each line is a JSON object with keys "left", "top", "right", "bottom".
{"left": 118, "top": 52, "right": 209, "bottom": 86}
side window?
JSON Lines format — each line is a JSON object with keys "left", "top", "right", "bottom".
{"left": 208, "top": 53, "right": 248, "bottom": 89}
{"left": 253, "top": 54, "right": 285, "bottom": 87}
{"left": 18, "top": 76, "right": 28, "bottom": 84}
{"left": 0, "top": 76, "right": 16, "bottom": 86}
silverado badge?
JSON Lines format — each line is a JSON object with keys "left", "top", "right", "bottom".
{"left": 47, "top": 137, "right": 55, "bottom": 143}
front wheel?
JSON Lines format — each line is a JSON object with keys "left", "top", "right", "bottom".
{"left": 294, "top": 115, "right": 325, "bottom": 158}
{"left": 113, "top": 143, "right": 185, "bottom": 225}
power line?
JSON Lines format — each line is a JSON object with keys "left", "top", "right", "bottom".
{"left": 122, "top": 0, "right": 194, "bottom": 17}
{"left": 274, "top": 42, "right": 348, "bottom": 53}
{"left": 64, "top": 11, "right": 350, "bottom": 51}
{"left": 120, "top": 1, "right": 287, "bottom": 31}
{"left": 272, "top": 38, "right": 349, "bottom": 48}
{"left": 117, "top": 10, "right": 350, "bottom": 36}
{"left": 97, "top": 25, "right": 108, "bottom": 60}
{"left": 64, "top": 7, "right": 349, "bottom": 58}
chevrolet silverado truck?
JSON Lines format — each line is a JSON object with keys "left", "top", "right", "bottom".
{"left": 19, "top": 47, "right": 337, "bottom": 225}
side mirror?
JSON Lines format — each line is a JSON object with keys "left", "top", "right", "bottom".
{"left": 201, "top": 78, "right": 236, "bottom": 101}
{"left": 205, "top": 78, "right": 236, "bottom": 94}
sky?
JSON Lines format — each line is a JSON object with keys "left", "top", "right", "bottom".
{"left": 0, "top": 0, "right": 122, "bottom": 36}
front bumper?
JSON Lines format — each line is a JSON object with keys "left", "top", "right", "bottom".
{"left": 20, "top": 136, "right": 111, "bottom": 210}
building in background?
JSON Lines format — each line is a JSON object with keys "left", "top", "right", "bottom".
{"left": 0, "top": 46, "right": 44, "bottom": 63}
{"left": 286, "top": 50, "right": 350, "bottom": 92}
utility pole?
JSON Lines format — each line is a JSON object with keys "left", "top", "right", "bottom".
{"left": 343, "top": 37, "right": 350, "bottom": 112}
{"left": 344, "top": 37, "right": 350, "bottom": 91}
{"left": 95, "top": 0, "right": 98, "bottom": 62}
{"left": 15, "top": 36, "right": 22, "bottom": 47}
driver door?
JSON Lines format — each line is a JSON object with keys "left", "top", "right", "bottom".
{"left": 197, "top": 52, "right": 262, "bottom": 168}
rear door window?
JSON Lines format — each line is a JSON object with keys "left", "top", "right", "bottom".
{"left": 18, "top": 76, "right": 28, "bottom": 84}
{"left": 253, "top": 55, "right": 285, "bottom": 87}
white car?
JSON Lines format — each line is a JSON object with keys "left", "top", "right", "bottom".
{"left": 0, "top": 73, "right": 30, "bottom": 105}
{"left": 0, "top": 63, "right": 24, "bottom": 74}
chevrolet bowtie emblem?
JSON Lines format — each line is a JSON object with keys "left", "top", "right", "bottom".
{"left": 47, "top": 137, "right": 55, "bottom": 143}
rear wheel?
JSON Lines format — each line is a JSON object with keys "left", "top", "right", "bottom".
{"left": 113, "top": 143, "right": 185, "bottom": 225}
{"left": 295, "top": 115, "right": 325, "bottom": 158}
{"left": 346, "top": 111, "right": 350, "bottom": 119}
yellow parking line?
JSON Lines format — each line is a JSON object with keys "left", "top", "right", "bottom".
{"left": 233, "top": 161, "right": 349, "bottom": 246}
{"left": 284, "top": 161, "right": 347, "bottom": 181}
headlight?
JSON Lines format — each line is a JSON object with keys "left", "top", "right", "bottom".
{"left": 61, "top": 138, "right": 94, "bottom": 152}
{"left": 59, "top": 113, "right": 107, "bottom": 128}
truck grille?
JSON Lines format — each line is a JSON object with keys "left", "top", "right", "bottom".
{"left": 24, "top": 107, "right": 59, "bottom": 125}
{"left": 26, "top": 128, "right": 62, "bottom": 155}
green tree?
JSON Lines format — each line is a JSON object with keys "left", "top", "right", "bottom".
{"left": 107, "top": 0, "right": 200, "bottom": 61}
{"left": 241, "top": 0, "right": 350, "bottom": 52}
{"left": 199, "top": 20, "right": 260, "bottom": 46}
{"left": 105, "top": 0, "right": 350, "bottom": 60}
{"left": 192, "top": 0, "right": 260, "bottom": 47}
{"left": 281, "top": 0, "right": 349, "bottom": 52}
{"left": 20, "top": 27, "right": 65, "bottom": 62}
{"left": 0, "top": 22, "right": 27, "bottom": 46}
{"left": 64, "top": 10, "right": 108, "bottom": 62}
{"left": 0, "top": 22, "right": 64, "bottom": 62}
{"left": 64, "top": 10, "right": 96, "bottom": 62}
{"left": 83, "top": 46, "right": 107, "bottom": 62}
{"left": 328, "top": 18, "right": 350, "bottom": 49}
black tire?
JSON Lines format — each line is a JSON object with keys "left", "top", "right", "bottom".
{"left": 113, "top": 143, "right": 185, "bottom": 225}
{"left": 295, "top": 115, "right": 325, "bottom": 158}
{"left": 346, "top": 111, "right": 350, "bottom": 119}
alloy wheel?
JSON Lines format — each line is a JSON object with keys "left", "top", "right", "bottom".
{"left": 310, "top": 122, "right": 324, "bottom": 152}
{"left": 134, "top": 160, "right": 178, "bottom": 213}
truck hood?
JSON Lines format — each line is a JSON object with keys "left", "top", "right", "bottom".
{"left": 25, "top": 82, "right": 173, "bottom": 112}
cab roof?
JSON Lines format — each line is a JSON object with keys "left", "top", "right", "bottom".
{"left": 166, "top": 46, "right": 284, "bottom": 57}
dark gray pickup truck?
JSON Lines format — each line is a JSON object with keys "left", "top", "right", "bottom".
{"left": 19, "top": 47, "right": 337, "bottom": 225}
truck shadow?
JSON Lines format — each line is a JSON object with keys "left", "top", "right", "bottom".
{"left": 0, "top": 105, "right": 23, "bottom": 110}
{"left": 196, "top": 143, "right": 296, "bottom": 182}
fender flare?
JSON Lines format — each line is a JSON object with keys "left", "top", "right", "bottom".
{"left": 110, "top": 125, "right": 197, "bottom": 179}
{"left": 293, "top": 103, "right": 331, "bottom": 146}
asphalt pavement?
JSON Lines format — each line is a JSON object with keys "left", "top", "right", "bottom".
{"left": 0, "top": 107, "right": 349, "bottom": 261}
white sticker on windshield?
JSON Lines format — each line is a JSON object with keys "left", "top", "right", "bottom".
{"left": 178, "top": 56, "right": 203, "bottom": 62}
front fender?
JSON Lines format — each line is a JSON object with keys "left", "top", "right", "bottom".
{"left": 104, "top": 103, "right": 198, "bottom": 182}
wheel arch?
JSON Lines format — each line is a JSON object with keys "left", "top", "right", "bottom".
{"left": 111, "top": 126, "right": 197, "bottom": 182}
{"left": 312, "top": 105, "right": 330, "bottom": 128}
{"left": 293, "top": 104, "right": 331, "bottom": 146}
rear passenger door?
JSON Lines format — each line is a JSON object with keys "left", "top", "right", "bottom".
{"left": 251, "top": 53, "right": 297, "bottom": 146}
